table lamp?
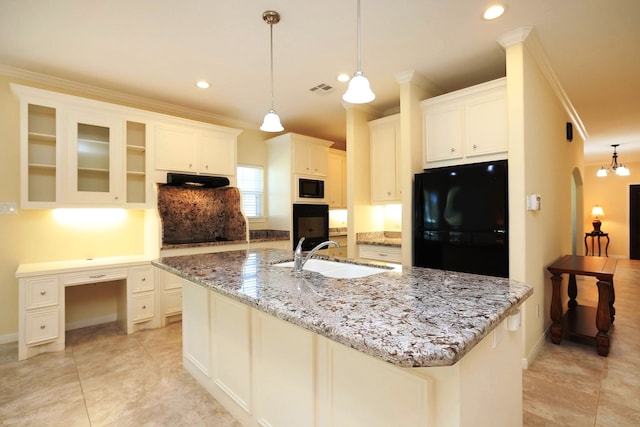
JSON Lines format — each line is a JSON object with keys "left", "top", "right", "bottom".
{"left": 592, "top": 205, "right": 605, "bottom": 232}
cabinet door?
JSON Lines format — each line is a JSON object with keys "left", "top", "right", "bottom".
{"left": 23, "top": 103, "right": 61, "bottom": 205}
{"left": 199, "top": 131, "right": 236, "bottom": 176}
{"left": 465, "top": 91, "right": 507, "bottom": 157}
{"left": 253, "top": 311, "right": 314, "bottom": 427}
{"left": 155, "top": 124, "right": 198, "bottom": 173}
{"left": 424, "top": 102, "right": 464, "bottom": 164}
{"left": 65, "top": 110, "right": 124, "bottom": 203}
{"left": 211, "top": 293, "right": 252, "bottom": 413}
{"left": 370, "top": 121, "right": 399, "bottom": 203}
{"left": 182, "top": 280, "right": 211, "bottom": 376}
{"left": 293, "top": 143, "right": 328, "bottom": 176}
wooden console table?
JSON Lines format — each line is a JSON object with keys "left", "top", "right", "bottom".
{"left": 584, "top": 231, "right": 609, "bottom": 256}
{"left": 546, "top": 255, "right": 616, "bottom": 356}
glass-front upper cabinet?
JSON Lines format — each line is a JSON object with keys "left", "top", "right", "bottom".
{"left": 65, "top": 110, "right": 124, "bottom": 203}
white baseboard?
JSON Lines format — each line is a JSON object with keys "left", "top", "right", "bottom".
{"left": 523, "top": 327, "right": 549, "bottom": 369}
{"left": 0, "top": 332, "right": 18, "bottom": 345}
{"left": 65, "top": 313, "right": 118, "bottom": 331}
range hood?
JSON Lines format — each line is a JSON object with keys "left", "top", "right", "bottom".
{"left": 165, "top": 173, "right": 229, "bottom": 188}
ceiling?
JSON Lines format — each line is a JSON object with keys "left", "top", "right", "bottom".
{"left": 1, "top": 0, "right": 638, "bottom": 164}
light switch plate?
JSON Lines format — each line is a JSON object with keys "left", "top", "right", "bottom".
{"left": 0, "top": 202, "right": 17, "bottom": 214}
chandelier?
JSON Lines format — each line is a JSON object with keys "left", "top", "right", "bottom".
{"left": 597, "top": 144, "right": 630, "bottom": 177}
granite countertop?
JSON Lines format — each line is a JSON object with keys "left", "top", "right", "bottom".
{"left": 356, "top": 231, "right": 402, "bottom": 247}
{"left": 153, "top": 248, "right": 532, "bottom": 368}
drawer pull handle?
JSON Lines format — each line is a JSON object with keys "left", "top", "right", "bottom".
{"left": 378, "top": 253, "right": 388, "bottom": 257}
{"left": 142, "top": 305, "right": 147, "bottom": 310}
{"left": 141, "top": 278, "right": 146, "bottom": 282}
{"left": 40, "top": 291, "right": 46, "bottom": 296}
{"left": 40, "top": 324, "right": 46, "bottom": 330}
{"left": 89, "top": 274, "right": 106, "bottom": 279}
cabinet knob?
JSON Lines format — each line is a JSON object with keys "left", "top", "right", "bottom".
{"left": 141, "top": 277, "right": 146, "bottom": 282}
{"left": 40, "top": 324, "right": 46, "bottom": 330}
{"left": 189, "top": 163, "right": 193, "bottom": 168}
{"left": 450, "top": 147, "right": 456, "bottom": 152}
{"left": 40, "top": 290, "right": 46, "bottom": 296}
{"left": 205, "top": 165, "right": 209, "bottom": 170}
{"left": 473, "top": 144, "right": 478, "bottom": 149}
{"left": 142, "top": 305, "right": 147, "bottom": 310}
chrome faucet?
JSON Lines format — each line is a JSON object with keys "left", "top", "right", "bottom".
{"left": 294, "top": 237, "right": 339, "bottom": 273}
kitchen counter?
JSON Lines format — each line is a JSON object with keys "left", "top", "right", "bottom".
{"left": 153, "top": 248, "right": 532, "bottom": 368}
{"left": 356, "top": 230, "right": 402, "bottom": 247}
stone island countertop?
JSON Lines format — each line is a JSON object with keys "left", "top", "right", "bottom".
{"left": 153, "top": 248, "right": 532, "bottom": 368}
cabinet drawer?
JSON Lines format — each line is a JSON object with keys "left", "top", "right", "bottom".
{"left": 63, "top": 268, "right": 127, "bottom": 286}
{"left": 26, "top": 308, "right": 60, "bottom": 346}
{"left": 358, "top": 244, "right": 401, "bottom": 263}
{"left": 25, "top": 277, "right": 59, "bottom": 309}
{"left": 132, "top": 293, "right": 155, "bottom": 323}
{"left": 129, "top": 266, "right": 155, "bottom": 293}
{"left": 163, "top": 288, "right": 182, "bottom": 316}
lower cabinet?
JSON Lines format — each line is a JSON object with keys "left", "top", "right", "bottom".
{"left": 158, "top": 268, "right": 182, "bottom": 326}
{"left": 358, "top": 243, "right": 402, "bottom": 263}
{"left": 181, "top": 280, "right": 433, "bottom": 427}
{"left": 252, "top": 311, "right": 314, "bottom": 427}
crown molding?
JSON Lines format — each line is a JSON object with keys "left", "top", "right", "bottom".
{"left": 497, "top": 28, "right": 588, "bottom": 142}
{"left": 0, "top": 63, "right": 255, "bottom": 130}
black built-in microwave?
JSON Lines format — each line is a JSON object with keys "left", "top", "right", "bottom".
{"left": 298, "top": 177, "right": 325, "bottom": 199}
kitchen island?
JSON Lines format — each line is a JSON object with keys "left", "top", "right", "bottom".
{"left": 154, "top": 248, "right": 532, "bottom": 427}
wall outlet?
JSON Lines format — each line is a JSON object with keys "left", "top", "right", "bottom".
{"left": 0, "top": 202, "right": 17, "bottom": 214}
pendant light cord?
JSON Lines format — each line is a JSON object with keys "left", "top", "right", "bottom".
{"left": 269, "top": 20, "right": 275, "bottom": 109}
{"left": 356, "top": 0, "right": 362, "bottom": 72}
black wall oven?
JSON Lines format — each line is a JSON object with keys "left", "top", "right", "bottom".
{"left": 292, "top": 204, "right": 329, "bottom": 251}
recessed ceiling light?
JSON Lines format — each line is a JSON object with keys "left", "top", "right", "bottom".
{"left": 196, "top": 80, "right": 210, "bottom": 89}
{"left": 337, "top": 73, "right": 350, "bottom": 83}
{"left": 483, "top": 4, "right": 505, "bottom": 20}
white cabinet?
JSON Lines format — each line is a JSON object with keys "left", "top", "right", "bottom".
{"left": 12, "top": 84, "right": 150, "bottom": 208}
{"left": 158, "top": 268, "right": 182, "bottom": 327}
{"left": 182, "top": 279, "right": 211, "bottom": 376}
{"left": 20, "top": 276, "right": 63, "bottom": 358}
{"left": 253, "top": 311, "right": 315, "bottom": 427}
{"left": 154, "top": 122, "right": 240, "bottom": 178}
{"left": 64, "top": 109, "right": 124, "bottom": 204}
{"left": 422, "top": 78, "right": 507, "bottom": 168}
{"left": 127, "top": 266, "right": 156, "bottom": 326}
{"left": 369, "top": 114, "right": 401, "bottom": 203}
{"left": 328, "top": 235, "right": 348, "bottom": 258}
{"left": 211, "top": 292, "right": 252, "bottom": 412}
{"left": 293, "top": 141, "right": 328, "bottom": 176}
{"left": 327, "top": 149, "right": 347, "bottom": 208}
{"left": 358, "top": 244, "right": 401, "bottom": 263}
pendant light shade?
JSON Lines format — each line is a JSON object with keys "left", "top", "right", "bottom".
{"left": 342, "top": 0, "right": 375, "bottom": 104}
{"left": 260, "top": 109, "right": 283, "bottom": 132}
{"left": 260, "top": 10, "right": 284, "bottom": 132}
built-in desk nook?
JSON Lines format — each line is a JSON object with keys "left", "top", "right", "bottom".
{"left": 16, "top": 256, "right": 157, "bottom": 361}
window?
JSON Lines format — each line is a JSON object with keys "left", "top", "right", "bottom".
{"left": 237, "top": 165, "right": 264, "bottom": 219}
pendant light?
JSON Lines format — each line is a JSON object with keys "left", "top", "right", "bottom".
{"left": 342, "top": 0, "right": 375, "bottom": 104}
{"left": 260, "top": 10, "right": 284, "bottom": 132}
{"left": 597, "top": 144, "right": 630, "bottom": 177}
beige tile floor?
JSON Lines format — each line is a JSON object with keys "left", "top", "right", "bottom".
{"left": 523, "top": 258, "right": 640, "bottom": 426}
{"left": 1, "top": 259, "right": 638, "bottom": 426}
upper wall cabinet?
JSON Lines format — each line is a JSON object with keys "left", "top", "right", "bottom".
{"left": 421, "top": 78, "right": 507, "bottom": 168}
{"left": 293, "top": 140, "right": 329, "bottom": 177}
{"left": 12, "top": 84, "right": 153, "bottom": 208}
{"left": 154, "top": 122, "right": 241, "bottom": 179}
{"left": 327, "top": 149, "right": 346, "bottom": 208}
{"left": 369, "top": 114, "right": 401, "bottom": 203}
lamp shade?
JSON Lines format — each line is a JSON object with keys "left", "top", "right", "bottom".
{"left": 616, "top": 165, "right": 630, "bottom": 176}
{"left": 592, "top": 205, "right": 605, "bottom": 218}
{"left": 342, "top": 71, "right": 376, "bottom": 104}
{"left": 260, "top": 109, "right": 284, "bottom": 132}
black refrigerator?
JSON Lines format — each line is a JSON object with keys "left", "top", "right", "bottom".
{"left": 413, "top": 160, "right": 509, "bottom": 277}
